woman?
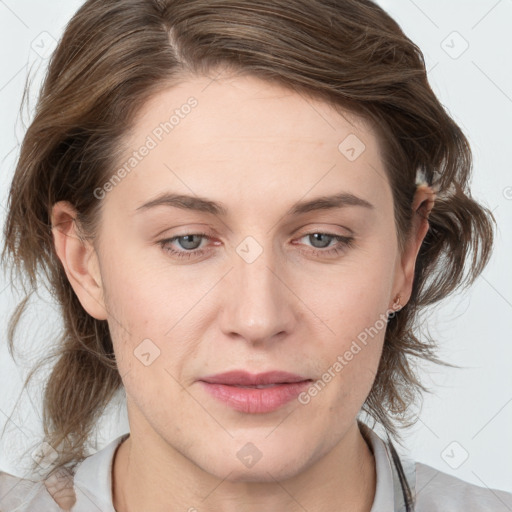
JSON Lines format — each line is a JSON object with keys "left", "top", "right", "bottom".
{"left": 1, "top": 0, "right": 511, "bottom": 511}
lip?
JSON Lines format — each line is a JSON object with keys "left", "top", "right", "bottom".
{"left": 198, "top": 370, "right": 312, "bottom": 414}
{"left": 199, "top": 370, "right": 310, "bottom": 386}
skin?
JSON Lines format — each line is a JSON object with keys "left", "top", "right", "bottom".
{"left": 51, "top": 70, "right": 435, "bottom": 512}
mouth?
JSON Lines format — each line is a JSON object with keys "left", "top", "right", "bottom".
{"left": 229, "top": 383, "right": 306, "bottom": 388}
{"left": 199, "top": 370, "right": 311, "bottom": 387}
{"left": 198, "top": 371, "right": 314, "bottom": 413}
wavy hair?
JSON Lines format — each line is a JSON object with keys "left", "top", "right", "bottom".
{"left": 1, "top": 0, "right": 495, "bottom": 478}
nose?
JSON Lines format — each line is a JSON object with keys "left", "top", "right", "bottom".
{"left": 218, "top": 241, "right": 297, "bottom": 346}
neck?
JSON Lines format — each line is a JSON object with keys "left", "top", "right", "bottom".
{"left": 112, "top": 420, "right": 376, "bottom": 512}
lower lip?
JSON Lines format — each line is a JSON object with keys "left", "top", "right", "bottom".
{"left": 199, "top": 381, "right": 311, "bottom": 413}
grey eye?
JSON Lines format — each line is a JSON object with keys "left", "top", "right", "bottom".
{"left": 176, "top": 234, "right": 204, "bottom": 250}
{"left": 307, "top": 233, "right": 335, "bottom": 249}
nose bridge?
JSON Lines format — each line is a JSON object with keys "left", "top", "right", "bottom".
{"left": 219, "top": 235, "right": 294, "bottom": 343}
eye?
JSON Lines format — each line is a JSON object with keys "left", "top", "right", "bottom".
{"left": 159, "top": 232, "right": 212, "bottom": 260}
{"left": 158, "top": 231, "right": 355, "bottom": 261}
{"left": 294, "top": 232, "right": 355, "bottom": 258}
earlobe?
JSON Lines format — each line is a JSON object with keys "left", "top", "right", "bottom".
{"left": 50, "top": 201, "right": 108, "bottom": 321}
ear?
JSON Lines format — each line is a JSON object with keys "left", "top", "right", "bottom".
{"left": 50, "top": 201, "right": 108, "bottom": 320}
{"left": 391, "top": 184, "right": 437, "bottom": 307}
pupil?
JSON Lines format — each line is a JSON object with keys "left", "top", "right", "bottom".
{"left": 311, "top": 233, "right": 331, "bottom": 248}
{"left": 180, "top": 235, "right": 200, "bottom": 250}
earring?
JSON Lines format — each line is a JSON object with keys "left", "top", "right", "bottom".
{"left": 392, "top": 294, "right": 402, "bottom": 311}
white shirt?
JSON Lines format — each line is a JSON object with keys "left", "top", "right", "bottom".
{"left": 1, "top": 425, "right": 511, "bottom": 511}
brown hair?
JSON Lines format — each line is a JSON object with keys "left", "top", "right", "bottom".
{"left": 1, "top": 0, "right": 495, "bottom": 478}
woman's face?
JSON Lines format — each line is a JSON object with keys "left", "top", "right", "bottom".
{"left": 54, "top": 71, "right": 427, "bottom": 481}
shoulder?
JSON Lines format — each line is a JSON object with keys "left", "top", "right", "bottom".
{"left": 1, "top": 433, "right": 127, "bottom": 512}
{"left": 0, "top": 470, "right": 56, "bottom": 511}
{"left": 0, "top": 467, "right": 76, "bottom": 512}
{"left": 414, "top": 461, "right": 512, "bottom": 512}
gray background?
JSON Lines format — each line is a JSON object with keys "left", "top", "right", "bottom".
{"left": 0, "top": 0, "right": 511, "bottom": 494}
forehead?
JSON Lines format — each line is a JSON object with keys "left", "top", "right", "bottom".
{"left": 129, "top": 72, "right": 379, "bottom": 151}
{"left": 105, "top": 72, "right": 391, "bottom": 218}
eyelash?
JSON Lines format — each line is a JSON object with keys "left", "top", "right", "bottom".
{"left": 158, "top": 232, "right": 355, "bottom": 260}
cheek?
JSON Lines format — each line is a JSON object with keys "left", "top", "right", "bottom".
{"left": 301, "top": 259, "right": 394, "bottom": 343}
{"left": 308, "top": 319, "right": 386, "bottom": 428}
{"left": 295, "top": 258, "right": 393, "bottom": 401}
{"left": 100, "top": 248, "right": 190, "bottom": 332}
{"left": 109, "top": 316, "right": 194, "bottom": 429}
{"left": 101, "top": 260, "right": 206, "bottom": 387}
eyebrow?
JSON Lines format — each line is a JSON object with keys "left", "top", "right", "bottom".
{"left": 135, "top": 191, "right": 375, "bottom": 217}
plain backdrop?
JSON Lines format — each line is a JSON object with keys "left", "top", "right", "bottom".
{"left": 0, "top": 0, "right": 511, "bottom": 495}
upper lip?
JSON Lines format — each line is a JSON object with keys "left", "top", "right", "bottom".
{"left": 199, "top": 370, "right": 311, "bottom": 386}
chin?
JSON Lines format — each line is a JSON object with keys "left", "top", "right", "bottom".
{"left": 212, "top": 462, "right": 304, "bottom": 484}
{"left": 196, "top": 447, "right": 311, "bottom": 483}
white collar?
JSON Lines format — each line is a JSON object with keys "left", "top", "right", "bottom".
{"left": 72, "top": 433, "right": 128, "bottom": 512}
{"left": 359, "top": 422, "right": 416, "bottom": 511}
{"left": 71, "top": 425, "right": 415, "bottom": 511}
